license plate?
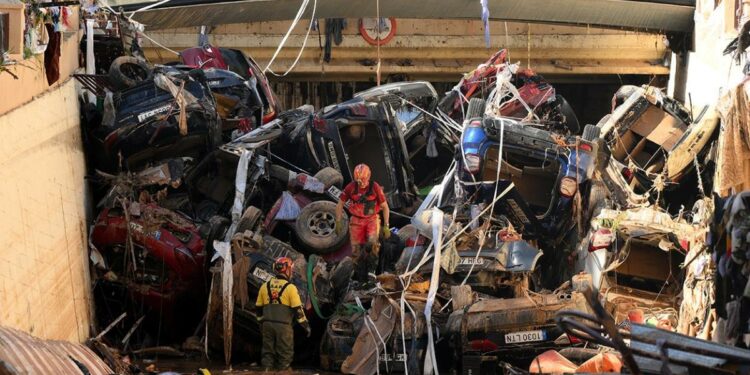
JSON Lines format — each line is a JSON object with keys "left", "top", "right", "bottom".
{"left": 379, "top": 353, "right": 407, "bottom": 362}
{"left": 327, "top": 185, "right": 342, "bottom": 198}
{"left": 459, "top": 257, "right": 484, "bottom": 265}
{"left": 504, "top": 330, "right": 546, "bottom": 344}
{"left": 137, "top": 104, "right": 172, "bottom": 122}
{"left": 252, "top": 267, "right": 273, "bottom": 282}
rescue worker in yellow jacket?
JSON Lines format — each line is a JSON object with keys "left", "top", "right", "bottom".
{"left": 255, "top": 257, "right": 311, "bottom": 370}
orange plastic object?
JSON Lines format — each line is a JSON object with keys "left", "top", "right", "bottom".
{"left": 575, "top": 353, "right": 623, "bottom": 373}
{"left": 529, "top": 350, "right": 577, "bottom": 373}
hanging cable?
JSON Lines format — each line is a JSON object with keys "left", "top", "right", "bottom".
{"left": 376, "top": 0, "right": 382, "bottom": 85}
{"left": 264, "top": 0, "right": 311, "bottom": 73}
{"left": 138, "top": 31, "right": 180, "bottom": 56}
{"left": 267, "top": 0, "right": 317, "bottom": 77}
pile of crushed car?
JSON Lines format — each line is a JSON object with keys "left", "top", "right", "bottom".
{"left": 77, "top": 45, "right": 750, "bottom": 374}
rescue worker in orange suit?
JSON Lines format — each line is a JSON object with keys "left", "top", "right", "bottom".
{"left": 255, "top": 257, "right": 311, "bottom": 371}
{"left": 335, "top": 163, "right": 390, "bottom": 280}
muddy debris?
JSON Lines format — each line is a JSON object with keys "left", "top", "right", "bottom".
{"left": 66, "top": 44, "right": 750, "bottom": 375}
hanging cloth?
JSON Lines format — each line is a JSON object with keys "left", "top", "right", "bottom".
{"left": 44, "top": 23, "right": 61, "bottom": 85}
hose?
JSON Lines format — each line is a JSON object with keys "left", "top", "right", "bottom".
{"left": 307, "top": 254, "right": 333, "bottom": 319}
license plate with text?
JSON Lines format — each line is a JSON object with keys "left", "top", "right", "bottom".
{"left": 504, "top": 330, "right": 545, "bottom": 344}
{"left": 252, "top": 267, "right": 273, "bottom": 282}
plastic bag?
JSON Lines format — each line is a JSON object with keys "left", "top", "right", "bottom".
{"left": 274, "top": 191, "right": 301, "bottom": 221}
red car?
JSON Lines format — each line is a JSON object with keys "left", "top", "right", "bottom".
{"left": 437, "top": 48, "right": 579, "bottom": 134}
{"left": 90, "top": 203, "right": 209, "bottom": 337}
{"left": 180, "top": 45, "right": 280, "bottom": 125}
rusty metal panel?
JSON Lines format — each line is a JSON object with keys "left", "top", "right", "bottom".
{"left": 73, "top": 74, "right": 116, "bottom": 98}
{"left": 0, "top": 326, "right": 112, "bottom": 375}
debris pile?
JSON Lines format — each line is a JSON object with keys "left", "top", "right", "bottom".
{"left": 71, "top": 42, "right": 750, "bottom": 375}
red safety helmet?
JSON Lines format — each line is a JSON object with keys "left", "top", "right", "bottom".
{"left": 274, "top": 257, "right": 294, "bottom": 278}
{"left": 353, "top": 164, "right": 371, "bottom": 185}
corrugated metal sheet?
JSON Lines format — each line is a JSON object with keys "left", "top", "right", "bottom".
{"left": 0, "top": 326, "right": 112, "bottom": 375}
{"left": 117, "top": 0, "right": 694, "bottom": 32}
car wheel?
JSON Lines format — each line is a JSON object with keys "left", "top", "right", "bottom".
{"left": 314, "top": 167, "right": 344, "bottom": 189}
{"left": 581, "top": 124, "right": 601, "bottom": 141}
{"left": 236, "top": 206, "right": 262, "bottom": 234}
{"left": 294, "top": 201, "right": 349, "bottom": 254}
{"left": 109, "top": 56, "right": 151, "bottom": 89}
{"left": 204, "top": 215, "right": 230, "bottom": 268}
{"left": 466, "top": 98, "right": 486, "bottom": 120}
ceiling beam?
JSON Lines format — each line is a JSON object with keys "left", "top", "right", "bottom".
{"left": 118, "top": 0, "right": 694, "bottom": 32}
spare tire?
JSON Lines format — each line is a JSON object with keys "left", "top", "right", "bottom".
{"left": 295, "top": 201, "right": 349, "bottom": 254}
{"left": 582, "top": 124, "right": 601, "bottom": 141}
{"left": 109, "top": 56, "right": 151, "bottom": 89}
{"left": 466, "top": 98, "right": 486, "bottom": 120}
{"left": 314, "top": 167, "right": 344, "bottom": 189}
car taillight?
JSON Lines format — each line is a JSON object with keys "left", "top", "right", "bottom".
{"left": 589, "top": 228, "right": 614, "bottom": 252}
{"left": 559, "top": 177, "right": 578, "bottom": 197}
{"left": 567, "top": 334, "right": 582, "bottom": 344}
{"left": 313, "top": 115, "right": 327, "bottom": 132}
{"left": 349, "top": 103, "right": 368, "bottom": 116}
{"left": 621, "top": 167, "right": 634, "bottom": 182}
{"left": 262, "top": 107, "right": 276, "bottom": 123}
{"left": 679, "top": 239, "right": 690, "bottom": 252}
{"left": 578, "top": 143, "right": 593, "bottom": 152}
{"left": 469, "top": 339, "right": 498, "bottom": 352}
{"left": 463, "top": 153, "right": 481, "bottom": 174}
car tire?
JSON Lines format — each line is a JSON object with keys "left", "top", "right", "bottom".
{"left": 466, "top": 98, "right": 486, "bottom": 120}
{"left": 236, "top": 206, "right": 262, "bottom": 234}
{"left": 314, "top": 167, "right": 344, "bottom": 189}
{"left": 295, "top": 201, "right": 349, "bottom": 254}
{"left": 557, "top": 96, "right": 580, "bottom": 135}
{"left": 204, "top": 215, "right": 230, "bottom": 265}
{"left": 109, "top": 56, "right": 151, "bottom": 89}
{"left": 582, "top": 124, "right": 601, "bottom": 141}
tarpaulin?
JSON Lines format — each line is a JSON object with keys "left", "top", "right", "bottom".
{"left": 717, "top": 79, "right": 750, "bottom": 194}
{"left": 275, "top": 191, "right": 302, "bottom": 221}
{"left": 342, "top": 296, "right": 398, "bottom": 375}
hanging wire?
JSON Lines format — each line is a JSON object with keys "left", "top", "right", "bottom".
{"left": 267, "top": 0, "right": 317, "bottom": 77}
{"left": 264, "top": 0, "right": 311, "bottom": 73}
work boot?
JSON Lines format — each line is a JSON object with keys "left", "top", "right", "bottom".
{"left": 353, "top": 259, "right": 368, "bottom": 283}
{"left": 366, "top": 253, "right": 379, "bottom": 276}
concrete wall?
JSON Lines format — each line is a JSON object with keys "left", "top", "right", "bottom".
{"left": 0, "top": 78, "right": 92, "bottom": 342}
{"left": 671, "top": 0, "right": 747, "bottom": 106}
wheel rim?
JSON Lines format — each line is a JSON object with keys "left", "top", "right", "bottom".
{"left": 307, "top": 211, "right": 336, "bottom": 237}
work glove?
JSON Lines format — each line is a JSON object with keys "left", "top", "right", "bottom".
{"left": 335, "top": 218, "right": 344, "bottom": 236}
{"left": 302, "top": 322, "right": 312, "bottom": 338}
{"left": 382, "top": 225, "right": 391, "bottom": 239}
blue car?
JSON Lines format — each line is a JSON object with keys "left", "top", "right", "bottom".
{"left": 458, "top": 108, "right": 605, "bottom": 287}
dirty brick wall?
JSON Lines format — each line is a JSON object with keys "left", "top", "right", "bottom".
{"left": 0, "top": 79, "right": 93, "bottom": 342}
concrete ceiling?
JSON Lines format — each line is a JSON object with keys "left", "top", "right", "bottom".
{"left": 115, "top": 0, "right": 695, "bottom": 32}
